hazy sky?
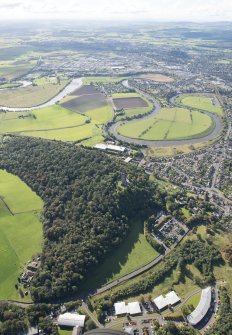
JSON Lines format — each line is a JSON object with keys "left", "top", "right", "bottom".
{"left": 0, "top": 0, "right": 232, "bottom": 21}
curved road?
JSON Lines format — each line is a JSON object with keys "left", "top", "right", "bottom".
{"left": 0, "top": 78, "right": 83, "bottom": 112}
{"left": 108, "top": 81, "right": 223, "bottom": 147}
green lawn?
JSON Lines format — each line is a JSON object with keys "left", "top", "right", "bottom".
{"left": 182, "top": 291, "right": 201, "bottom": 309}
{"left": 118, "top": 108, "right": 213, "bottom": 141}
{"left": 80, "top": 219, "right": 159, "bottom": 291}
{"left": 178, "top": 95, "right": 223, "bottom": 115}
{"left": 0, "top": 170, "right": 43, "bottom": 300}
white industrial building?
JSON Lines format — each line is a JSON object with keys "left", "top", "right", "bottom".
{"left": 187, "top": 287, "right": 212, "bottom": 326}
{"left": 95, "top": 143, "right": 126, "bottom": 153}
{"left": 153, "top": 291, "right": 181, "bottom": 310}
{"left": 114, "top": 301, "right": 141, "bottom": 316}
{"left": 57, "top": 313, "right": 86, "bottom": 328}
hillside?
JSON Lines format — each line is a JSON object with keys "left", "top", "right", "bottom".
{"left": 0, "top": 137, "right": 162, "bottom": 301}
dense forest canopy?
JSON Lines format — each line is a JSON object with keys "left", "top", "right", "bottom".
{"left": 0, "top": 137, "right": 162, "bottom": 301}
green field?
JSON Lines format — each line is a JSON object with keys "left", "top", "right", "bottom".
{"left": 0, "top": 103, "right": 110, "bottom": 145}
{"left": 0, "top": 105, "right": 88, "bottom": 133}
{"left": 0, "top": 170, "right": 43, "bottom": 300}
{"left": 178, "top": 95, "right": 223, "bottom": 115}
{"left": 117, "top": 108, "right": 213, "bottom": 141}
{"left": 182, "top": 291, "right": 201, "bottom": 309}
{"left": 0, "top": 80, "right": 68, "bottom": 107}
{"left": 80, "top": 219, "right": 159, "bottom": 291}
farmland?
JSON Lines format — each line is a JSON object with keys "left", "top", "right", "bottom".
{"left": 112, "top": 92, "right": 153, "bottom": 120}
{"left": 177, "top": 95, "right": 223, "bottom": 115}
{"left": 0, "top": 80, "right": 68, "bottom": 108}
{"left": 0, "top": 84, "right": 113, "bottom": 144}
{"left": 117, "top": 107, "right": 213, "bottom": 141}
{"left": 138, "top": 73, "right": 174, "bottom": 82}
{"left": 0, "top": 170, "right": 43, "bottom": 300}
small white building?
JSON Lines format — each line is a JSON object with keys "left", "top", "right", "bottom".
{"left": 153, "top": 291, "right": 181, "bottom": 310}
{"left": 57, "top": 313, "right": 86, "bottom": 328}
{"left": 187, "top": 287, "right": 212, "bottom": 326}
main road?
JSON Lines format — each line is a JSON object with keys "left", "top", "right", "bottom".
{"left": 108, "top": 81, "right": 223, "bottom": 147}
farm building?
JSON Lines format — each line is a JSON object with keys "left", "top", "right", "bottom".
{"left": 95, "top": 143, "right": 126, "bottom": 153}
{"left": 153, "top": 291, "right": 180, "bottom": 311}
{"left": 57, "top": 313, "right": 86, "bottom": 328}
{"left": 114, "top": 301, "right": 141, "bottom": 316}
{"left": 187, "top": 287, "right": 212, "bottom": 326}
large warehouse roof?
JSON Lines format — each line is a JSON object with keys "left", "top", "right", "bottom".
{"left": 127, "top": 302, "right": 141, "bottom": 315}
{"left": 57, "top": 313, "right": 86, "bottom": 327}
{"left": 187, "top": 287, "right": 212, "bottom": 326}
{"left": 114, "top": 302, "right": 127, "bottom": 315}
{"left": 153, "top": 291, "right": 180, "bottom": 310}
{"left": 95, "top": 144, "right": 126, "bottom": 152}
{"left": 114, "top": 301, "right": 141, "bottom": 315}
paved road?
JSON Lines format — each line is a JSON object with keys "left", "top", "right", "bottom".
{"left": 0, "top": 78, "right": 83, "bottom": 112}
{"left": 94, "top": 254, "right": 164, "bottom": 295}
{"left": 82, "top": 302, "right": 104, "bottom": 328}
{"left": 108, "top": 83, "right": 223, "bottom": 148}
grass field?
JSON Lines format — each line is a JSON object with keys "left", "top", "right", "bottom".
{"left": 118, "top": 108, "right": 213, "bottom": 141}
{"left": 0, "top": 61, "right": 35, "bottom": 81}
{"left": 178, "top": 95, "right": 223, "bottom": 115}
{"left": 0, "top": 105, "right": 88, "bottom": 133}
{"left": 0, "top": 170, "right": 43, "bottom": 300}
{"left": 80, "top": 219, "right": 159, "bottom": 291}
{"left": 0, "top": 80, "right": 68, "bottom": 107}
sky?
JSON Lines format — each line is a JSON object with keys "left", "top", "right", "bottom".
{"left": 0, "top": 0, "right": 232, "bottom": 21}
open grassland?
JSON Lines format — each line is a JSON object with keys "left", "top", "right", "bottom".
{"left": 33, "top": 76, "right": 58, "bottom": 86}
{"left": 80, "top": 219, "right": 159, "bottom": 291}
{"left": 138, "top": 73, "right": 174, "bottom": 82}
{"left": 118, "top": 108, "right": 213, "bottom": 141}
{"left": 178, "top": 95, "right": 223, "bottom": 115}
{"left": 23, "top": 123, "right": 103, "bottom": 142}
{"left": 0, "top": 105, "right": 88, "bottom": 133}
{"left": 181, "top": 291, "right": 201, "bottom": 309}
{"left": 0, "top": 80, "right": 68, "bottom": 107}
{"left": 0, "top": 170, "right": 43, "bottom": 300}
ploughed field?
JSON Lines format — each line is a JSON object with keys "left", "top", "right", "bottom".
{"left": 0, "top": 170, "right": 43, "bottom": 300}
{"left": 0, "top": 84, "right": 113, "bottom": 145}
{"left": 117, "top": 107, "right": 214, "bottom": 141}
{"left": 113, "top": 96, "right": 148, "bottom": 109}
{"left": 112, "top": 92, "right": 153, "bottom": 120}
